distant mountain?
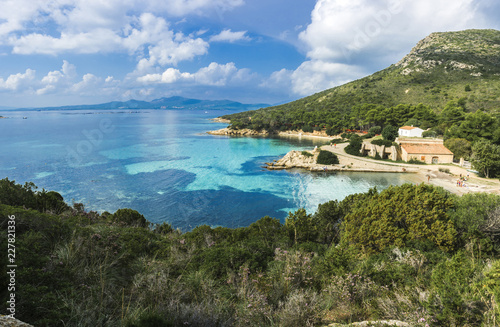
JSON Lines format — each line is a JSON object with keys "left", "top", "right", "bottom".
{"left": 222, "top": 29, "right": 500, "bottom": 130}
{"left": 17, "top": 96, "right": 269, "bottom": 111}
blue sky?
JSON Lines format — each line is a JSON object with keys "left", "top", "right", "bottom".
{"left": 0, "top": 0, "right": 499, "bottom": 108}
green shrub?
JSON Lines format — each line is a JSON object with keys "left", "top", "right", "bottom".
{"left": 301, "top": 151, "right": 313, "bottom": 157}
{"left": 408, "top": 158, "right": 425, "bottom": 164}
{"left": 302, "top": 125, "right": 313, "bottom": 133}
{"left": 368, "top": 126, "right": 382, "bottom": 134}
{"left": 371, "top": 139, "right": 394, "bottom": 147}
{"left": 344, "top": 134, "right": 363, "bottom": 156}
{"left": 112, "top": 208, "right": 149, "bottom": 227}
{"left": 382, "top": 125, "right": 399, "bottom": 141}
{"left": 342, "top": 183, "right": 457, "bottom": 254}
{"left": 316, "top": 150, "right": 339, "bottom": 165}
{"left": 330, "top": 138, "right": 345, "bottom": 144}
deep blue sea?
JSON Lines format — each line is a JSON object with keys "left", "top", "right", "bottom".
{"left": 0, "top": 109, "right": 418, "bottom": 230}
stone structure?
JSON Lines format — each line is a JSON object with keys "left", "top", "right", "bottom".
{"left": 398, "top": 138, "right": 453, "bottom": 164}
{"left": 361, "top": 138, "right": 454, "bottom": 164}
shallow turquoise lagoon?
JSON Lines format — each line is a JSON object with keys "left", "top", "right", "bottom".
{"left": 0, "top": 109, "right": 417, "bottom": 230}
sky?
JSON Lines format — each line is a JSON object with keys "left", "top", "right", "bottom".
{"left": 0, "top": 0, "right": 499, "bottom": 108}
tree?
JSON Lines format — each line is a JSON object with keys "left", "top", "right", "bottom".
{"left": 439, "top": 101, "right": 466, "bottom": 127}
{"left": 382, "top": 125, "right": 398, "bottom": 141}
{"left": 471, "top": 139, "right": 500, "bottom": 178}
{"left": 314, "top": 200, "right": 346, "bottom": 245}
{"left": 444, "top": 138, "right": 472, "bottom": 161}
{"left": 341, "top": 184, "right": 456, "bottom": 254}
{"left": 285, "top": 208, "right": 317, "bottom": 244}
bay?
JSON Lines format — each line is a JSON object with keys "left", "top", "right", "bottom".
{"left": 0, "top": 109, "right": 417, "bottom": 230}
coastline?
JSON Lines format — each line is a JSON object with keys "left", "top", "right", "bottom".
{"left": 208, "top": 127, "right": 500, "bottom": 197}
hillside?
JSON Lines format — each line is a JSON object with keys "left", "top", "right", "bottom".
{"left": 223, "top": 29, "right": 500, "bottom": 132}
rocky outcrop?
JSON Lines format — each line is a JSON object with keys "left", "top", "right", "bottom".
{"left": 207, "top": 128, "right": 274, "bottom": 136}
{"left": 267, "top": 150, "right": 319, "bottom": 169}
{"left": 0, "top": 316, "right": 34, "bottom": 327}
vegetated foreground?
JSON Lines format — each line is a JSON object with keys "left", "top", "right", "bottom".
{"left": 1, "top": 178, "right": 500, "bottom": 326}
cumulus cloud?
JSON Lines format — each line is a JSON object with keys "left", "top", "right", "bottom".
{"left": 279, "top": 0, "right": 494, "bottom": 97}
{"left": 137, "top": 62, "right": 251, "bottom": 86}
{"left": 0, "top": 0, "right": 244, "bottom": 38}
{"left": 209, "top": 29, "right": 250, "bottom": 43}
{"left": 0, "top": 69, "right": 36, "bottom": 91}
{"left": 37, "top": 60, "right": 77, "bottom": 95}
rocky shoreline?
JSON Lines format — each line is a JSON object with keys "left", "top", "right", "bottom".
{"left": 265, "top": 149, "right": 415, "bottom": 173}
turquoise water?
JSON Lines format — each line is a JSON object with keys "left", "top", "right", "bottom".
{"left": 0, "top": 109, "right": 417, "bottom": 230}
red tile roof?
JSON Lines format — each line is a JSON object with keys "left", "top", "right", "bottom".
{"left": 399, "top": 126, "right": 418, "bottom": 130}
{"left": 401, "top": 143, "right": 453, "bottom": 155}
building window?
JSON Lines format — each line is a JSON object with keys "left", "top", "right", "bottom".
{"left": 421, "top": 156, "right": 425, "bottom": 161}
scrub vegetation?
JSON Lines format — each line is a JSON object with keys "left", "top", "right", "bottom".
{"left": 2, "top": 178, "right": 500, "bottom": 326}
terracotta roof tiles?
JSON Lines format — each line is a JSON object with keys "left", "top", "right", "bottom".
{"left": 401, "top": 143, "right": 453, "bottom": 155}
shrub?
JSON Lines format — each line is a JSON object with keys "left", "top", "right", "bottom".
{"left": 302, "top": 125, "right": 313, "bottom": 133}
{"left": 408, "top": 158, "right": 424, "bottom": 164}
{"left": 326, "top": 127, "right": 341, "bottom": 136}
{"left": 301, "top": 151, "right": 313, "bottom": 157}
{"left": 342, "top": 184, "right": 457, "bottom": 254}
{"left": 382, "top": 125, "right": 399, "bottom": 141}
{"left": 368, "top": 126, "right": 382, "bottom": 135}
{"left": 422, "top": 130, "right": 438, "bottom": 138}
{"left": 344, "top": 134, "right": 363, "bottom": 156}
{"left": 316, "top": 150, "right": 339, "bottom": 165}
{"left": 371, "top": 139, "right": 394, "bottom": 147}
{"left": 330, "top": 138, "right": 345, "bottom": 144}
{"left": 112, "top": 208, "right": 149, "bottom": 227}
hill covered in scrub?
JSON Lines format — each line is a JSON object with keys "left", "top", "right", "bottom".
{"left": 1, "top": 178, "right": 500, "bottom": 326}
{"left": 222, "top": 29, "right": 500, "bottom": 134}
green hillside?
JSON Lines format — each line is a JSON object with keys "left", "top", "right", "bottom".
{"left": 223, "top": 29, "right": 500, "bottom": 134}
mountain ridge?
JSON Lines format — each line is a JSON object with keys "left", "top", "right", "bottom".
{"left": 10, "top": 96, "right": 269, "bottom": 111}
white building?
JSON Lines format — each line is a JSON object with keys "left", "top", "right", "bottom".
{"left": 398, "top": 126, "right": 424, "bottom": 138}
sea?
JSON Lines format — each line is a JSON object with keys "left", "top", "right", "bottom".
{"left": 0, "top": 109, "right": 418, "bottom": 230}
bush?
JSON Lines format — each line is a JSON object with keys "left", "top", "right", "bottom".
{"left": 112, "top": 208, "right": 149, "bottom": 227}
{"left": 301, "top": 151, "right": 313, "bottom": 157}
{"left": 408, "top": 158, "right": 424, "bottom": 164}
{"left": 342, "top": 183, "right": 457, "bottom": 254}
{"left": 422, "top": 130, "right": 438, "bottom": 138}
{"left": 330, "top": 138, "right": 345, "bottom": 144}
{"left": 382, "top": 125, "right": 399, "bottom": 141}
{"left": 326, "top": 127, "right": 341, "bottom": 136}
{"left": 344, "top": 134, "right": 363, "bottom": 156}
{"left": 316, "top": 150, "right": 339, "bottom": 165}
{"left": 302, "top": 125, "right": 313, "bottom": 133}
{"left": 371, "top": 139, "right": 394, "bottom": 147}
{"left": 368, "top": 126, "right": 382, "bottom": 135}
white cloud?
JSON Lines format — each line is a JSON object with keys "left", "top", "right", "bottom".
{"left": 37, "top": 60, "right": 77, "bottom": 95}
{"left": 0, "top": 69, "right": 36, "bottom": 91}
{"left": 0, "top": 0, "right": 245, "bottom": 39}
{"left": 11, "top": 13, "right": 210, "bottom": 66}
{"left": 278, "top": 0, "right": 495, "bottom": 97}
{"left": 209, "top": 29, "right": 250, "bottom": 43}
{"left": 137, "top": 62, "right": 249, "bottom": 86}
{"left": 291, "top": 60, "right": 365, "bottom": 96}
{"left": 299, "top": 0, "right": 487, "bottom": 63}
